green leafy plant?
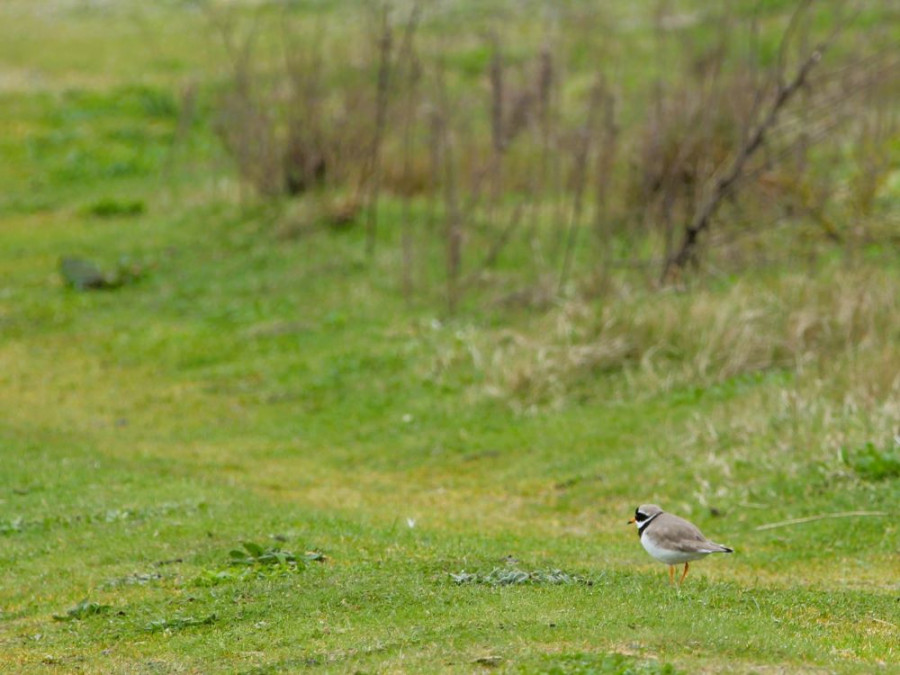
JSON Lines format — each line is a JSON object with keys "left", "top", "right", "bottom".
{"left": 450, "top": 567, "right": 593, "bottom": 587}
{"left": 228, "top": 541, "right": 325, "bottom": 568}
{"left": 843, "top": 442, "right": 900, "bottom": 481}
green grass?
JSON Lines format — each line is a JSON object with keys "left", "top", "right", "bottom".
{"left": 1, "top": 2, "right": 899, "bottom": 673}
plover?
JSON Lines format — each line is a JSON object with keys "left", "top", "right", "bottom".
{"left": 629, "top": 504, "right": 733, "bottom": 584}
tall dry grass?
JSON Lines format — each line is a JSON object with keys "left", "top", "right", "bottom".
{"left": 422, "top": 266, "right": 900, "bottom": 412}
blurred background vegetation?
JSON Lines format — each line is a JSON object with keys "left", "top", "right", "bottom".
{"left": 4, "top": 1, "right": 899, "bottom": 291}
{"left": 4, "top": 0, "right": 898, "bottom": 409}
{"left": 0, "top": 1, "right": 898, "bottom": 670}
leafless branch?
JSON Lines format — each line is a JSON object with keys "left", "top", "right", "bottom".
{"left": 661, "top": 3, "right": 848, "bottom": 282}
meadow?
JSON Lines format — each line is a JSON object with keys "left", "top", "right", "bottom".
{"left": 0, "top": 1, "right": 898, "bottom": 673}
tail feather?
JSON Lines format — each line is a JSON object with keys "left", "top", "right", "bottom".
{"left": 702, "top": 542, "right": 733, "bottom": 553}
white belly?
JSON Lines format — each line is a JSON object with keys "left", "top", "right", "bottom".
{"left": 641, "top": 534, "right": 710, "bottom": 564}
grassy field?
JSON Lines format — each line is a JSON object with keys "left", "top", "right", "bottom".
{"left": 1, "top": 1, "right": 899, "bottom": 673}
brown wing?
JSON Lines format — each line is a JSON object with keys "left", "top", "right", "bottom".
{"left": 655, "top": 513, "right": 731, "bottom": 553}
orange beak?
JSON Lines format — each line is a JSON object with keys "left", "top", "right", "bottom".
{"left": 627, "top": 517, "right": 635, "bottom": 524}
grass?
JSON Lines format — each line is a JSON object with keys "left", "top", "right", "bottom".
{"left": 1, "top": 1, "right": 899, "bottom": 673}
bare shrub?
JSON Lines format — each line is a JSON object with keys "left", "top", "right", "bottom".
{"left": 209, "top": 7, "right": 367, "bottom": 200}
{"left": 205, "top": 2, "right": 900, "bottom": 305}
{"left": 282, "top": 20, "right": 329, "bottom": 196}
{"left": 653, "top": 2, "right": 900, "bottom": 280}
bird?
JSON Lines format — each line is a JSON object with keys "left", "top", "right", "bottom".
{"left": 628, "top": 504, "right": 733, "bottom": 584}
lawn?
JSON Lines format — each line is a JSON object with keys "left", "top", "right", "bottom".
{"left": 1, "top": 1, "right": 898, "bottom": 673}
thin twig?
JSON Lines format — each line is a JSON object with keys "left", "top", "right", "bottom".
{"left": 432, "top": 51, "right": 462, "bottom": 315}
{"left": 461, "top": 203, "right": 525, "bottom": 289}
{"left": 365, "top": 4, "right": 394, "bottom": 258}
{"left": 398, "top": 4, "right": 422, "bottom": 303}
{"left": 558, "top": 76, "right": 605, "bottom": 294}
{"left": 754, "top": 511, "right": 888, "bottom": 531}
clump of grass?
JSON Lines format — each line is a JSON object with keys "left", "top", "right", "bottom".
{"left": 59, "top": 255, "right": 149, "bottom": 291}
{"left": 0, "top": 516, "right": 24, "bottom": 535}
{"left": 53, "top": 599, "right": 110, "bottom": 622}
{"left": 82, "top": 197, "right": 146, "bottom": 218}
{"left": 102, "top": 573, "right": 163, "bottom": 589}
{"left": 530, "top": 652, "right": 680, "bottom": 675}
{"left": 842, "top": 441, "right": 900, "bottom": 481}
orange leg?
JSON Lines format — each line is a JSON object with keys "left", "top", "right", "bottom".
{"left": 668, "top": 565, "right": 675, "bottom": 585}
{"left": 679, "top": 562, "right": 690, "bottom": 584}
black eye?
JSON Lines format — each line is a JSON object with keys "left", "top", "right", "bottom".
{"left": 634, "top": 509, "right": 646, "bottom": 522}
